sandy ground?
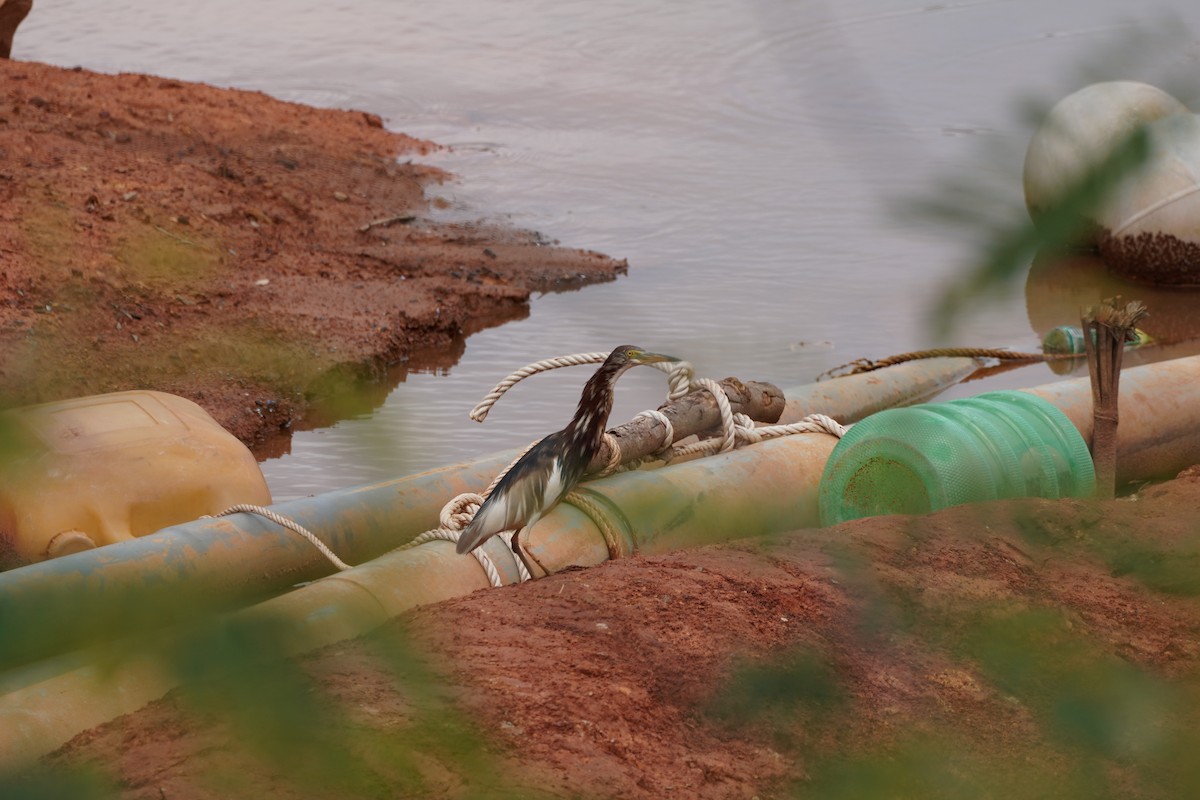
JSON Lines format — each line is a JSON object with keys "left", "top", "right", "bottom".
{"left": 0, "top": 60, "right": 625, "bottom": 450}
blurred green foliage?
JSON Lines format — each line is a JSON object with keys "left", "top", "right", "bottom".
{"left": 1, "top": 606, "right": 528, "bottom": 799}
{"left": 920, "top": 127, "right": 1150, "bottom": 338}
{"left": 1108, "top": 545, "right": 1200, "bottom": 596}
{"left": 707, "top": 646, "right": 844, "bottom": 732}
{"left": 0, "top": 766, "right": 116, "bottom": 800}
{"left": 702, "top": 511, "right": 1200, "bottom": 800}
{"left": 805, "top": 736, "right": 1095, "bottom": 800}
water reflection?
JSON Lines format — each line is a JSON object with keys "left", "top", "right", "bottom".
{"left": 1026, "top": 250, "right": 1200, "bottom": 377}
{"left": 15, "top": 0, "right": 1200, "bottom": 499}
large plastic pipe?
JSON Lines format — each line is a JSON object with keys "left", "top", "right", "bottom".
{"left": 0, "top": 358, "right": 980, "bottom": 673}
{"left": 779, "top": 356, "right": 981, "bottom": 424}
{"left": 0, "top": 452, "right": 515, "bottom": 673}
{"left": 0, "top": 434, "right": 837, "bottom": 771}
{"left": 1022, "top": 352, "right": 1200, "bottom": 482}
{"left": 7, "top": 353, "right": 1200, "bottom": 769}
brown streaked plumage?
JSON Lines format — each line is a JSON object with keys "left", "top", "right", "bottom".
{"left": 456, "top": 345, "right": 679, "bottom": 576}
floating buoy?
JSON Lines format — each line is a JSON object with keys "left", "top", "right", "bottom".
{"left": 1024, "top": 82, "right": 1200, "bottom": 284}
{"left": 1023, "top": 81, "right": 1188, "bottom": 237}
{"left": 1097, "top": 113, "right": 1200, "bottom": 284}
{"left": 1023, "top": 81, "right": 1187, "bottom": 231}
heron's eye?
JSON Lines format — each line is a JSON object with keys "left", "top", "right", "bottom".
{"left": 626, "top": 349, "right": 639, "bottom": 358}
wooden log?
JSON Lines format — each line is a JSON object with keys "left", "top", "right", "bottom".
{"left": 588, "top": 378, "right": 784, "bottom": 472}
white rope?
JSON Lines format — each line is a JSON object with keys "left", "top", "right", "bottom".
{"left": 563, "top": 489, "right": 631, "bottom": 559}
{"left": 667, "top": 412, "right": 847, "bottom": 461}
{"left": 203, "top": 504, "right": 354, "bottom": 572}
{"left": 400, "top": 522, "right": 532, "bottom": 587}
{"left": 217, "top": 352, "right": 846, "bottom": 585}
{"left": 467, "top": 350, "right": 844, "bottom": 474}
{"left": 652, "top": 359, "right": 694, "bottom": 402}
{"left": 398, "top": 486, "right": 535, "bottom": 586}
{"left": 470, "top": 353, "right": 696, "bottom": 422}
{"left": 595, "top": 432, "right": 625, "bottom": 478}
{"left": 470, "top": 352, "right": 611, "bottom": 423}
{"left": 205, "top": 492, "right": 537, "bottom": 587}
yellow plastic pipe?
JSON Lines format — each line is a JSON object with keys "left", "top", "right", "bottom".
{"left": 0, "top": 434, "right": 837, "bottom": 771}
{"left": 0, "top": 357, "right": 981, "bottom": 673}
{"left": 1022, "top": 352, "right": 1200, "bottom": 482}
{"left": 8, "top": 353, "right": 1200, "bottom": 770}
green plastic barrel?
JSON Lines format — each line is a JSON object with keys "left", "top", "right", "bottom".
{"left": 818, "top": 390, "right": 1095, "bottom": 525}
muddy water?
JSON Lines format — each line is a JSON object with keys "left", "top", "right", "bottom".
{"left": 18, "top": 1, "right": 1200, "bottom": 499}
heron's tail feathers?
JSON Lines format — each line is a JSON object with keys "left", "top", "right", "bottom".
{"left": 455, "top": 497, "right": 508, "bottom": 554}
{"left": 455, "top": 521, "right": 486, "bottom": 554}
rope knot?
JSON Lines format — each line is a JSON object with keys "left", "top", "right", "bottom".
{"left": 440, "top": 492, "right": 483, "bottom": 530}
{"left": 450, "top": 348, "right": 848, "bottom": 584}
{"left": 594, "top": 432, "right": 625, "bottom": 478}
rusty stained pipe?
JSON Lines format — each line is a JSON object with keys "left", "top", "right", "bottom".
{"left": 780, "top": 357, "right": 983, "bottom": 424}
{"left": 0, "top": 377, "right": 788, "bottom": 674}
{"left": 0, "top": 433, "right": 838, "bottom": 772}
{"left": 0, "top": 357, "right": 990, "bottom": 768}
{"left": 1022, "top": 350, "right": 1200, "bottom": 484}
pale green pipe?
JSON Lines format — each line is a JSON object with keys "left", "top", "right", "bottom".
{"left": 9, "top": 354, "right": 1200, "bottom": 771}
{"left": 780, "top": 356, "right": 982, "bottom": 424}
{"left": 0, "top": 357, "right": 979, "bottom": 673}
{"left": 0, "top": 434, "right": 837, "bottom": 771}
{"left": 0, "top": 451, "right": 517, "bottom": 673}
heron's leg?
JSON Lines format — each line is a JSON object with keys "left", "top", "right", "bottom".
{"left": 511, "top": 525, "right": 552, "bottom": 579}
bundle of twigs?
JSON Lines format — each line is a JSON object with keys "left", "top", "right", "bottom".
{"left": 1083, "top": 297, "right": 1149, "bottom": 498}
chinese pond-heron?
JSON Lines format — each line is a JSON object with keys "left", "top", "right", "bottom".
{"left": 456, "top": 345, "right": 679, "bottom": 576}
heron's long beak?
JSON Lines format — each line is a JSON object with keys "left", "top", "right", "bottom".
{"left": 635, "top": 351, "right": 680, "bottom": 365}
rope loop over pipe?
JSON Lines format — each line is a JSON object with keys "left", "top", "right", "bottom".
{"left": 211, "top": 350, "right": 848, "bottom": 584}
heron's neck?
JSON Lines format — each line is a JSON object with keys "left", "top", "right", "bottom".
{"left": 565, "top": 361, "right": 625, "bottom": 455}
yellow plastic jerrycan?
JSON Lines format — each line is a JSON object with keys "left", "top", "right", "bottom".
{"left": 0, "top": 390, "right": 272, "bottom": 564}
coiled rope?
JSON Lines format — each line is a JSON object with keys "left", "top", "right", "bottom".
{"left": 210, "top": 351, "right": 846, "bottom": 586}
{"left": 404, "top": 352, "right": 845, "bottom": 585}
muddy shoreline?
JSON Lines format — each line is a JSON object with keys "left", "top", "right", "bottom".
{"left": 0, "top": 60, "right": 626, "bottom": 452}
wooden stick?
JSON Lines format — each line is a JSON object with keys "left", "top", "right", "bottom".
{"left": 1082, "top": 298, "right": 1148, "bottom": 498}
{"left": 587, "top": 378, "right": 783, "bottom": 473}
{"left": 357, "top": 213, "right": 416, "bottom": 233}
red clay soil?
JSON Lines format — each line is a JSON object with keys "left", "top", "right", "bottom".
{"left": 34, "top": 467, "right": 1200, "bottom": 800}
{"left": 0, "top": 60, "right": 625, "bottom": 450}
